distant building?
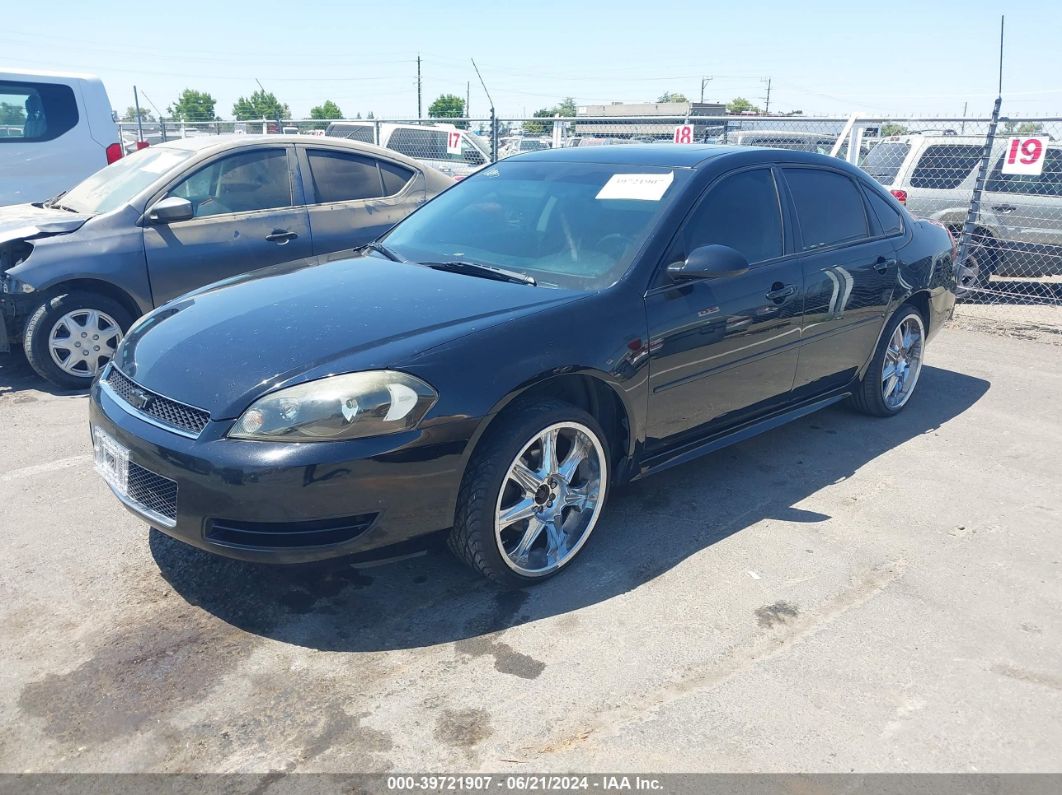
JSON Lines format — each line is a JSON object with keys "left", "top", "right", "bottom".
{"left": 574, "top": 101, "right": 727, "bottom": 139}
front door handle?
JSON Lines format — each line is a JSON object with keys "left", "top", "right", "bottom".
{"left": 265, "top": 229, "right": 298, "bottom": 244}
{"left": 993, "top": 204, "right": 1016, "bottom": 214}
{"left": 766, "top": 283, "right": 796, "bottom": 303}
{"left": 875, "top": 256, "right": 897, "bottom": 274}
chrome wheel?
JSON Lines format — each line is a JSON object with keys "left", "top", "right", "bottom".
{"left": 882, "top": 313, "right": 925, "bottom": 410}
{"left": 48, "top": 309, "right": 123, "bottom": 378}
{"left": 494, "top": 421, "right": 607, "bottom": 577}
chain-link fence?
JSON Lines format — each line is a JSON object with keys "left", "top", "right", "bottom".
{"left": 119, "top": 110, "right": 1062, "bottom": 343}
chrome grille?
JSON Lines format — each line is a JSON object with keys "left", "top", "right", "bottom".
{"left": 105, "top": 368, "right": 210, "bottom": 437}
{"left": 127, "top": 462, "right": 178, "bottom": 523}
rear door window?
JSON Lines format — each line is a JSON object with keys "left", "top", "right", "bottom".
{"left": 862, "top": 141, "right": 910, "bottom": 184}
{"left": 380, "top": 160, "right": 415, "bottom": 194}
{"left": 864, "top": 187, "right": 904, "bottom": 236}
{"left": 307, "top": 149, "right": 384, "bottom": 202}
{"left": 909, "top": 144, "right": 982, "bottom": 189}
{"left": 783, "top": 168, "right": 870, "bottom": 250}
{"left": 0, "top": 81, "right": 79, "bottom": 142}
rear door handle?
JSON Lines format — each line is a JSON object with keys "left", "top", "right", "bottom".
{"left": 875, "top": 256, "right": 897, "bottom": 274}
{"left": 992, "top": 204, "right": 1016, "bottom": 214}
{"left": 266, "top": 229, "right": 298, "bottom": 244}
{"left": 766, "top": 283, "right": 796, "bottom": 302}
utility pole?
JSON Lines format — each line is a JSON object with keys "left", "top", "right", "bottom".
{"left": 471, "top": 58, "right": 497, "bottom": 162}
{"left": 417, "top": 55, "right": 422, "bottom": 119}
{"left": 700, "top": 76, "right": 713, "bottom": 104}
{"left": 762, "top": 77, "right": 772, "bottom": 115}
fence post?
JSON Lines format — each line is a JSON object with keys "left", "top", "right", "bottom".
{"left": 159, "top": 117, "right": 167, "bottom": 142}
{"left": 955, "top": 96, "right": 1003, "bottom": 295}
{"left": 374, "top": 120, "right": 381, "bottom": 146}
{"left": 490, "top": 107, "right": 498, "bottom": 163}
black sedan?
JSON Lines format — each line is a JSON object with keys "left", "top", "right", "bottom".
{"left": 89, "top": 145, "right": 958, "bottom": 586}
{"left": 0, "top": 135, "right": 453, "bottom": 388}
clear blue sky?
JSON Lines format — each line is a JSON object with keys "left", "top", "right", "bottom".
{"left": 3, "top": 0, "right": 1059, "bottom": 120}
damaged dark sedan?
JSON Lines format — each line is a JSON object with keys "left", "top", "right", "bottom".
{"left": 0, "top": 135, "right": 452, "bottom": 388}
{"left": 89, "top": 145, "right": 959, "bottom": 586}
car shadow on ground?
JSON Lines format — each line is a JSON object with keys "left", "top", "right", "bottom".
{"left": 0, "top": 351, "right": 86, "bottom": 398}
{"left": 150, "top": 365, "right": 989, "bottom": 653}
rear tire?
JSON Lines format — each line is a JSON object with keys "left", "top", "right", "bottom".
{"left": 849, "top": 305, "right": 926, "bottom": 417}
{"left": 449, "top": 400, "right": 610, "bottom": 587}
{"left": 23, "top": 291, "right": 132, "bottom": 390}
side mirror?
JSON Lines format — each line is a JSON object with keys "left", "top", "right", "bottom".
{"left": 668, "top": 244, "right": 750, "bottom": 281}
{"left": 147, "top": 196, "right": 194, "bottom": 224}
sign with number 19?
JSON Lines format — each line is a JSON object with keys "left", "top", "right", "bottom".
{"left": 1002, "top": 137, "right": 1048, "bottom": 176}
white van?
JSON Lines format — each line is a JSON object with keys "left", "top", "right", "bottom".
{"left": 0, "top": 69, "right": 123, "bottom": 206}
{"left": 325, "top": 121, "right": 490, "bottom": 179}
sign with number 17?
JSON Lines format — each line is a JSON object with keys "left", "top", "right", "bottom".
{"left": 446, "top": 131, "right": 463, "bottom": 155}
{"left": 1002, "top": 136, "right": 1048, "bottom": 176}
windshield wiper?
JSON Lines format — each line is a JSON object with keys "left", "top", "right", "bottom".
{"left": 356, "top": 241, "right": 401, "bottom": 262}
{"left": 422, "top": 260, "right": 536, "bottom": 286}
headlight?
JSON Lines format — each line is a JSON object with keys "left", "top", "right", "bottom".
{"left": 228, "top": 371, "right": 437, "bottom": 442}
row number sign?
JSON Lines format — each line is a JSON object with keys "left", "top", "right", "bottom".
{"left": 1002, "top": 136, "right": 1049, "bottom": 176}
{"left": 673, "top": 124, "right": 694, "bottom": 144}
{"left": 446, "top": 131, "right": 463, "bottom": 155}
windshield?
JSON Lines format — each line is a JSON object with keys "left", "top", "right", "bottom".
{"left": 59, "top": 147, "right": 197, "bottom": 215}
{"left": 381, "top": 160, "right": 689, "bottom": 290}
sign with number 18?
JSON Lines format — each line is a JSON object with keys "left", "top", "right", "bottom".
{"left": 1002, "top": 137, "right": 1048, "bottom": 176}
{"left": 673, "top": 124, "right": 694, "bottom": 144}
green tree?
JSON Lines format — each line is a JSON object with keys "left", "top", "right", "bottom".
{"left": 556, "top": 96, "right": 577, "bottom": 117}
{"left": 523, "top": 108, "right": 556, "bottom": 135}
{"left": 657, "top": 91, "right": 688, "bottom": 103}
{"left": 121, "top": 106, "right": 155, "bottom": 123}
{"left": 232, "top": 90, "right": 290, "bottom": 121}
{"left": 428, "top": 94, "right": 467, "bottom": 128}
{"left": 726, "top": 97, "right": 761, "bottom": 114}
{"left": 309, "top": 100, "right": 343, "bottom": 120}
{"left": 168, "top": 89, "right": 218, "bottom": 122}
{"left": 367, "top": 111, "right": 375, "bottom": 119}
{"left": 880, "top": 122, "right": 909, "bottom": 137}
{"left": 1017, "top": 122, "right": 1044, "bottom": 134}
{"left": 0, "top": 102, "right": 26, "bottom": 126}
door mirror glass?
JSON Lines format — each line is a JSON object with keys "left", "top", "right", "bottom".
{"left": 668, "top": 244, "right": 750, "bottom": 281}
{"left": 147, "top": 196, "right": 194, "bottom": 224}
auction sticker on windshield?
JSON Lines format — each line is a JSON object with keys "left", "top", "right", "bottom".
{"left": 596, "top": 172, "right": 674, "bottom": 201}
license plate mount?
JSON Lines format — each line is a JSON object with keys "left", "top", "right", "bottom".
{"left": 93, "top": 426, "right": 129, "bottom": 496}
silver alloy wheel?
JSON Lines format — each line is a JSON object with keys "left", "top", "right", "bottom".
{"left": 48, "top": 309, "right": 123, "bottom": 378}
{"left": 882, "top": 313, "right": 925, "bottom": 410}
{"left": 494, "top": 421, "right": 607, "bottom": 577}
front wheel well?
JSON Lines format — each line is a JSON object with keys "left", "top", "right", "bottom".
{"left": 35, "top": 280, "right": 143, "bottom": 329}
{"left": 480, "top": 374, "right": 632, "bottom": 475}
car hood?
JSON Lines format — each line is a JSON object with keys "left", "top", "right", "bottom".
{"left": 114, "top": 255, "right": 584, "bottom": 419}
{"left": 0, "top": 203, "right": 89, "bottom": 245}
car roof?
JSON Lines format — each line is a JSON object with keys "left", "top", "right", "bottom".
{"left": 516, "top": 143, "right": 850, "bottom": 170}
{"left": 151, "top": 134, "right": 428, "bottom": 169}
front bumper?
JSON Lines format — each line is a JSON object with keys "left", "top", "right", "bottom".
{"left": 89, "top": 378, "right": 473, "bottom": 564}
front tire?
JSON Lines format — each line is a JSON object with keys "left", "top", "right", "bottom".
{"left": 449, "top": 400, "right": 610, "bottom": 587}
{"left": 23, "top": 291, "right": 132, "bottom": 389}
{"left": 849, "top": 306, "right": 926, "bottom": 417}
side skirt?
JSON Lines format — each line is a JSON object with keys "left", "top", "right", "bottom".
{"left": 632, "top": 390, "right": 851, "bottom": 481}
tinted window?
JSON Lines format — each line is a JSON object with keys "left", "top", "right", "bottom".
{"left": 986, "top": 148, "right": 1062, "bottom": 197}
{"left": 909, "top": 144, "right": 981, "bottom": 189}
{"left": 307, "top": 149, "right": 383, "bottom": 202}
{"left": 679, "top": 168, "right": 783, "bottom": 264}
{"left": 784, "top": 168, "right": 869, "bottom": 250}
{"left": 0, "top": 81, "right": 79, "bottom": 142}
{"left": 169, "top": 149, "right": 290, "bottom": 217}
{"left": 863, "top": 141, "right": 910, "bottom": 184}
{"left": 380, "top": 160, "right": 414, "bottom": 195}
{"left": 864, "top": 187, "right": 904, "bottom": 235}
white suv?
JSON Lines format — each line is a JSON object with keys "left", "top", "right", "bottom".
{"left": 863, "top": 133, "right": 1062, "bottom": 282}
{"left": 0, "top": 69, "right": 123, "bottom": 206}
{"left": 325, "top": 121, "right": 490, "bottom": 179}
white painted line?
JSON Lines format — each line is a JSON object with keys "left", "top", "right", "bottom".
{"left": 0, "top": 454, "right": 92, "bottom": 484}
{"left": 746, "top": 570, "right": 762, "bottom": 580}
